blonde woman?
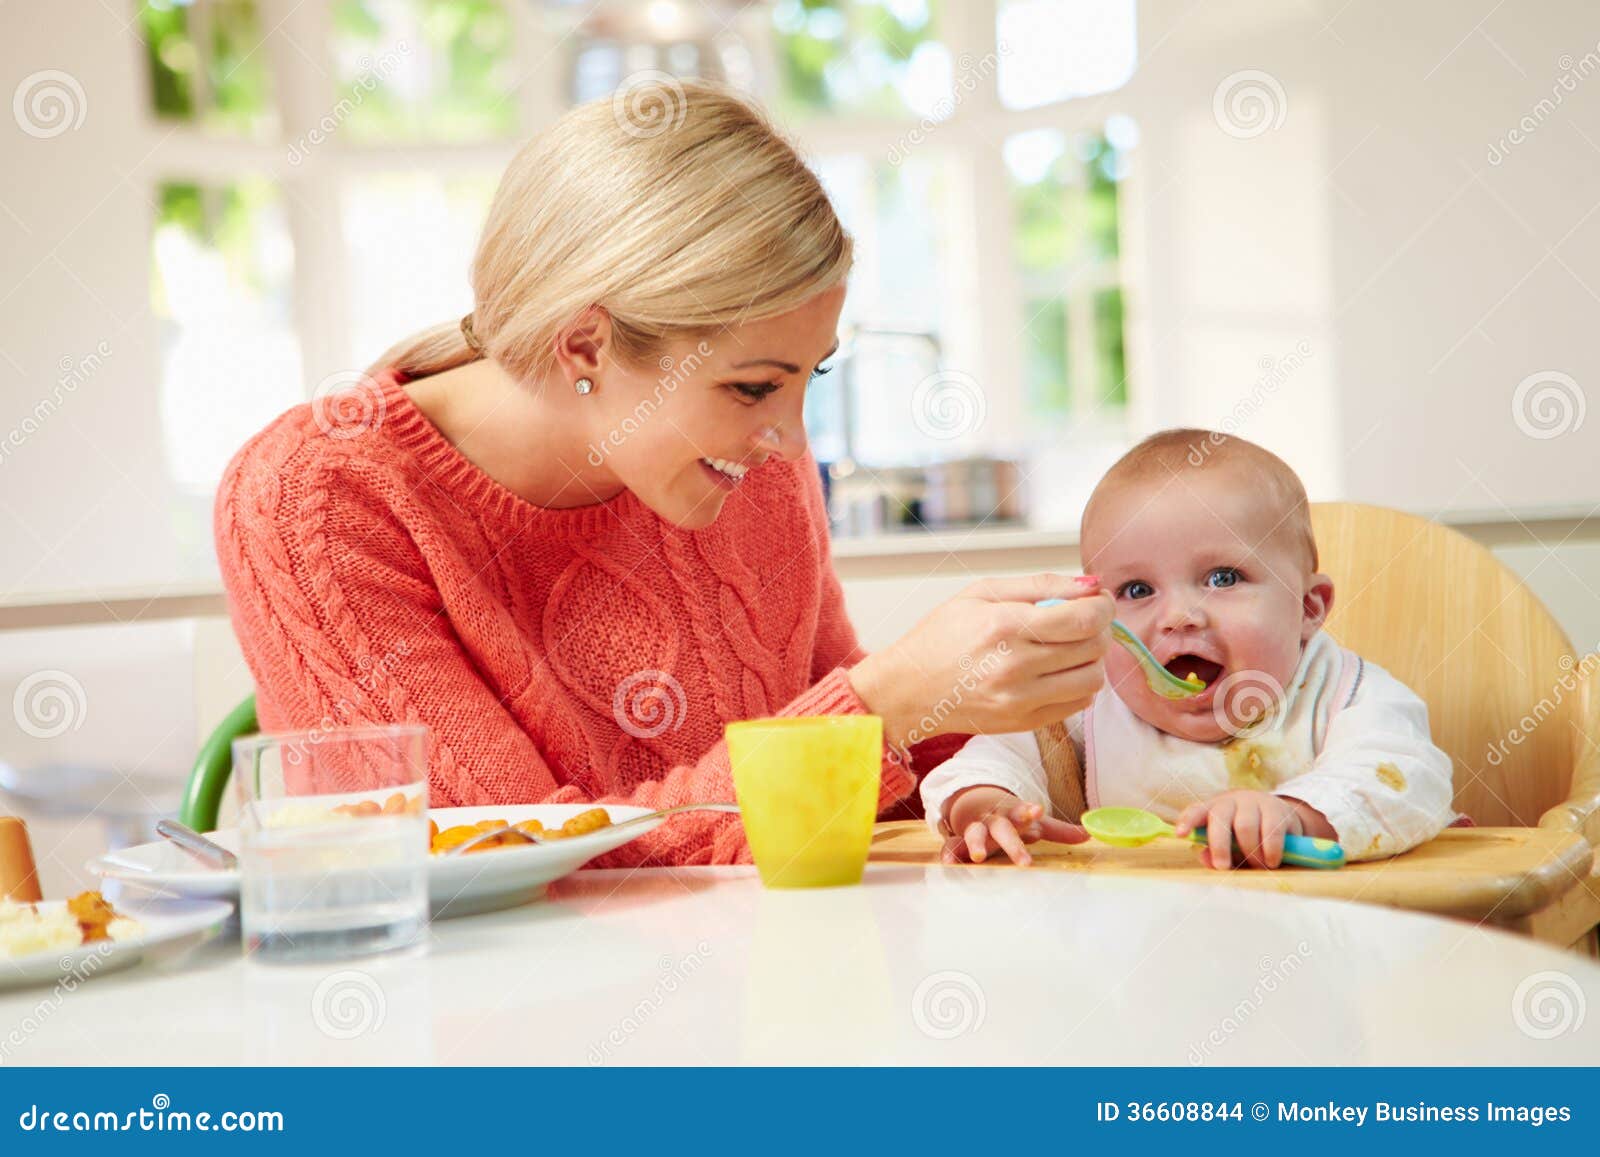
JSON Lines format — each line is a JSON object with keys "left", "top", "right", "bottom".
{"left": 215, "top": 81, "right": 1112, "bottom": 865}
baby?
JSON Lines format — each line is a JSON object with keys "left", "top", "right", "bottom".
{"left": 921, "top": 429, "right": 1459, "bottom": 870}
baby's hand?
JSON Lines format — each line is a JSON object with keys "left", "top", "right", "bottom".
{"left": 1174, "top": 791, "right": 1331, "bottom": 870}
{"left": 941, "top": 785, "right": 1089, "bottom": 866}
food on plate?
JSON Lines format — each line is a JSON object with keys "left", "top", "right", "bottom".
{"left": 260, "top": 793, "right": 425, "bottom": 829}
{"left": 0, "top": 898, "right": 79, "bottom": 958}
{"left": 428, "top": 808, "right": 613, "bottom": 854}
{"left": 331, "top": 792, "right": 425, "bottom": 818}
{"left": 0, "top": 890, "right": 142, "bottom": 960}
{"left": 557, "top": 807, "right": 614, "bottom": 839}
{"left": 236, "top": 795, "right": 614, "bottom": 857}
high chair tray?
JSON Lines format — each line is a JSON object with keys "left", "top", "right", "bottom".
{"left": 870, "top": 822, "right": 1596, "bottom": 943}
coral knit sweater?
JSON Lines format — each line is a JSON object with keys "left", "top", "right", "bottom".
{"left": 215, "top": 368, "right": 962, "bottom": 866}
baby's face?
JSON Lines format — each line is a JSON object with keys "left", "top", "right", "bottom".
{"left": 1082, "top": 469, "right": 1331, "bottom": 743}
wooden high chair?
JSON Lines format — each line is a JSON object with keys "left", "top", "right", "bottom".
{"left": 1308, "top": 503, "right": 1600, "bottom": 945}
{"left": 870, "top": 503, "right": 1600, "bottom": 949}
{"left": 1309, "top": 503, "right": 1598, "bottom": 836}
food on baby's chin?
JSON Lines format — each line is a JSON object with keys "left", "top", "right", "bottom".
{"left": 0, "top": 890, "right": 142, "bottom": 960}
{"left": 428, "top": 808, "right": 613, "bottom": 854}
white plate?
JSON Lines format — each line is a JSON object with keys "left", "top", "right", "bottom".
{"left": 0, "top": 898, "right": 232, "bottom": 992}
{"left": 87, "top": 804, "right": 666, "bottom": 919}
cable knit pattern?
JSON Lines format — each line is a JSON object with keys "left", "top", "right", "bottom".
{"left": 215, "top": 368, "right": 963, "bottom": 866}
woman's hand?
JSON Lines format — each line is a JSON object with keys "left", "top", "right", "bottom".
{"left": 940, "top": 785, "right": 1089, "bottom": 865}
{"left": 849, "top": 573, "right": 1113, "bottom": 747}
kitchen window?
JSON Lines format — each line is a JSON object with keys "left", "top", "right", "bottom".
{"left": 134, "top": 0, "right": 1139, "bottom": 541}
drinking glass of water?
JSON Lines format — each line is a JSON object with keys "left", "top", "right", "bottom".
{"left": 233, "top": 724, "right": 430, "bottom": 963}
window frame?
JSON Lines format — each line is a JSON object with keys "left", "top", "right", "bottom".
{"left": 131, "top": 0, "right": 1141, "bottom": 460}
{"left": 745, "top": 0, "right": 1145, "bottom": 453}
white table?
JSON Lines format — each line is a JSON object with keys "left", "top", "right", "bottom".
{"left": 4, "top": 864, "right": 1599, "bottom": 1065}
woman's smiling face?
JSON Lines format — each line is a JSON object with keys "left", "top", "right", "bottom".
{"left": 575, "top": 284, "right": 845, "bottom": 530}
{"left": 1081, "top": 467, "right": 1332, "bottom": 743}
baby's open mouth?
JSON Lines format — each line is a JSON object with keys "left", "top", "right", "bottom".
{"left": 1163, "top": 654, "right": 1224, "bottom": 688}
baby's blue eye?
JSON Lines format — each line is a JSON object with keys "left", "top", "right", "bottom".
{"left": 1119, "top": 580, "right": 1154, "bottom": 600}
{"left": 1206, "top": 567, "right": 1241, "bottom": 589}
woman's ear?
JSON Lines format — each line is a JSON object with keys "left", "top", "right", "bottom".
{"left": 554, "top": 305, "right": 611, "bottom": 379}
{"left": 1301, "top": 574, "right": 1335, "bottom": 641}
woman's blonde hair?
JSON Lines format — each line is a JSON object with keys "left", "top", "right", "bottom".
{"left": 373, "top": 79, "right": 852, "bottom": 382}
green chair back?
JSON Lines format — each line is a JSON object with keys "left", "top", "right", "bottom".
{"left": 179, "top": 694, "right": 256, "bottom": 832}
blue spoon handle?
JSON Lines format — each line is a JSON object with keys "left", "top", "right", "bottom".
{"left": 1191, "top": 827, "right": 1346, "bottom": 869}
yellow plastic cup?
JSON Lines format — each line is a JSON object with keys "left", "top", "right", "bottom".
{"left": 726, "top": 715, "right": 883, "bottom": 888}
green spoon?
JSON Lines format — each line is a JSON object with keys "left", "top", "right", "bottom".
{"left": 1036, "top": 600, "right": 1205, "bottom": 699}
{"left": 1081, "top": 806, "right": 1346, "bottom": 868}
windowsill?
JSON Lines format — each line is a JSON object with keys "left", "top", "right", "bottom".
{"left": 830, "top": 522, "right": 1081, "bottom": 559}
{"left": 826, "top": 502, "right": 1600, "bottom": 558}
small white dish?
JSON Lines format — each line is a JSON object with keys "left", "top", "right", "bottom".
{"left": 0, "top": 898, "right": 232, "bottom": 992}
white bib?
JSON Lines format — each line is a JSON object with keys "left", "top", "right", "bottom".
{"left": 1085, "top": 631, "right": 1364, "bottom": 821}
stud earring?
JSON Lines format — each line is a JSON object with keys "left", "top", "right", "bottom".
{"left": 574, "top": 378, "right": 594, "bottom": 395}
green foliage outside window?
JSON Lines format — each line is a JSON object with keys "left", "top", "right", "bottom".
{"left": 138, "top": 0, "right": 276, "bottom": 135}
{"left": 772, "top": 0, "right": 941, "bottom": 118}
